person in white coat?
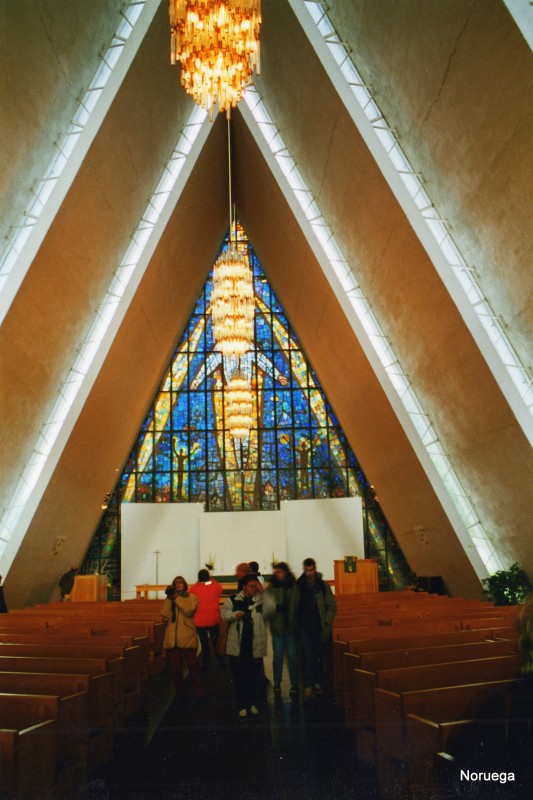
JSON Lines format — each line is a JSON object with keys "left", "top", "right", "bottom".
{"left": 221, "top": 574, "right": 275, "bottom": 718}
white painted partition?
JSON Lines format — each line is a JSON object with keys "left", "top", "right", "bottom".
{"left": 199, "top": 509, "right": 285, "bottom": 576}
{"left": 121, "top": 503, "right": 202, "bottom": 599}
{"left": 284, "top": 497, "right": 364, "bottom": 580}
{"left": 121, "top": 497, "right": 364, "bottom": 595}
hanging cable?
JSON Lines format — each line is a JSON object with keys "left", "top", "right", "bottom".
{"left": 227, "top": 118, "right": 233, "bottom": 244}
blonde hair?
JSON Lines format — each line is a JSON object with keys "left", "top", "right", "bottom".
{"left": 518, "top": 594, "right": 533, "bottom": 676}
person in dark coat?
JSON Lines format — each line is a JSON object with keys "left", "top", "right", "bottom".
{"left": 0, "top": 576, "right": 7, "bottom": 613}
{"left": 59, "top": 565, "right": 78, "bottom": 600}
{"left": 268, "top": 562, "right": 299, "bottom": 694}
{"left": 295, "top": 558, "right": 336, "bottom": 698}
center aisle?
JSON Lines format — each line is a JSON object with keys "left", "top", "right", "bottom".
{"left": 95, "top": 660, "right": 380, "bottom": 800}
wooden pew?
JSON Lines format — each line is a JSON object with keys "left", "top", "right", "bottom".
{"left": 333, "top": 627, "right": 503, "bottom": 705}
{"left": 0, "top": 631, "right": 150, "bottom": 664}
{"left": 0, "top": 717, "right": 56, "bottom": 800}
{"left": 341, "top": 634, "right": 516, "bottom": 715}
{"left": 0, "top": 655, "right": 124, "bottom": 723}
{"left": 0, "top": 691, "right": 88, "bottom": 771}
{"left": 0, "top": 671, "right": 113, "bottom": 731}
{"left": 0, "top": 692, "right": 89, "bottom": 799}
{"left": 352, "top": 652, "right": 520, "bottom": 759}
{"left": 347, "top": 638, "right": 516, "bottom": 726}
{"left": 374, "top": 679, "right": 516, "bottom": 793}
{"left": 0, "top": 642, "right": 141, "bottom": 700}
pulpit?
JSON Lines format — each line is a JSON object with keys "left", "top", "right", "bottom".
{"left": 70, "top": 574, "right": 108, "bottom": 602}
{"left": 334, "top": 559, "right": 378, "bottom": 593}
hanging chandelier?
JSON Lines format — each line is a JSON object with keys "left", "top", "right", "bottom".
{"left": 211, "top": 243, "right": 254, "bottom": 357}
{"left": 225, "top": 372, "right": 253, "bottom": 439}
{"left": 168, "top": 0, "right": 261, "bottom": 119}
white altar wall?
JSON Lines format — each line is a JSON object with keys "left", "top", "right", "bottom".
{"left": 284, "top": 497, "right": 364, "bottom": 580}
{"left": 121, "top": 503, "right": 202, "bottom": 599}
{"left": 199, "top": 510, "right": 285, "bottom": 576}
{"left": 121, "top": 496, "right": 364, "bottom": 596}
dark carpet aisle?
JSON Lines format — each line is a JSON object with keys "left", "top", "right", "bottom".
{"left": 91, "top": 660, "right": 380, "bottom": 800}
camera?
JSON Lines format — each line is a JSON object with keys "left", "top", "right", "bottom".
{"left": 165, "top": 585, "right": 176, "bottom": 598}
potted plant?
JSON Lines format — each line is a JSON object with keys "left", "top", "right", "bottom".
{"left": 481, "top": 563, "right": 532, "bottom": 606}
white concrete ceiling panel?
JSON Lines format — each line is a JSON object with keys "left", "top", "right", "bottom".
{"left": 0, "top": 0, "right": 125, "bottom": 243}
{"left": 326, "top": 0, "right": 533, "bottom": 371}
{"left": 255, "top": 0, "right": 533, "bottom": 569}
{"left": 0, "top": 4, "right": 196, "bottom": 518}
{"left": 5, "top": 117, "right": 228, "bottom": 609}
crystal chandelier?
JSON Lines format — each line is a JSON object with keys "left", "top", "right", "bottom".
{"left": 225, "top": 373, "right": 253, "bottom": 439}
{"left": 168, "top": 0, "right": 261, "bottom": 119}
{"left": 210, "top": 121, "right": 255, "bottom": 438}
{"left": 211, "top": 243, "right": 254, "bottom": 357}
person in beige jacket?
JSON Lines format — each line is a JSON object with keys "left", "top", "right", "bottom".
{"left": 161, "top": 576, "right": 203, "bottom": 701}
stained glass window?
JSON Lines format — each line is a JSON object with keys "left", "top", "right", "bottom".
{"left": 83, "top": 224, "right": 411, "bottom": 589}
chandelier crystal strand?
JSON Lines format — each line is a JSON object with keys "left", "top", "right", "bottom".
{"left": 168, "top": 0, "right": 261, "bottom": 118}
{"left": 225, "top": 372, "right": 254, "bottom": 438}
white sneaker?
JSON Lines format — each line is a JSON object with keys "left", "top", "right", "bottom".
{"left": 250, "top": 705, "right": 260, "bottom": 715}
{"left": 238, "top": 708, "right": 247, "bottom": 718}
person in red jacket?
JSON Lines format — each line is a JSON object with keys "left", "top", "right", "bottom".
{"left": 189, "top": 569, "right": 224, "bottom": 670}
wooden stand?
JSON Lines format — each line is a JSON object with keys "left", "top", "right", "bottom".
{"left": 334, "top": 559, "right": 378, "bottom": 594}
{"left": 70, "top": 575, "right": 108, "bottom": 602}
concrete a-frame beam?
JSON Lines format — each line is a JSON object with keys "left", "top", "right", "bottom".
{"left": 0, "top": 3, "right": 197, "bottom": 520}
{"left": 325, "top": 0, "right": 533, "bottom": 372}
{"left": 6, "top": 117, "right": 229, "bottom": 610}
{"left": 0, "top": 1, "right": 161, "bottom": 324}
{"left": 0, "top": 0, "right": 125, "bottom": 243}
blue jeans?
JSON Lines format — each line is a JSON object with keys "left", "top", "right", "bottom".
{"left": 299, "top": 627, "right": 323, "bottom": 688}
{"left": 271, "top": 633, "right": 299, "bottom": 686}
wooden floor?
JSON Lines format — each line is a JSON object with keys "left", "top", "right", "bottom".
{"left": 89, "top": 659, "right": 379, "bottom": 800}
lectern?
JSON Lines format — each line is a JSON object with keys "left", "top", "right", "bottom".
{"left": 70, "top": 574, "right": 108, "bottom": 602}
{"left": 334, "top": 559, "right": 378, "bottom": 593}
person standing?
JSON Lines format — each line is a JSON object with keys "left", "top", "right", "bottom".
{"left": 269, "top": 562, "right": 299, "bottom": 695}
{"left": 0, "top": 576, "right": 7, "bottom": 613}
{"left": 248, "top": 561, "right": 265, "bottom": 587}
{"left": 235, "top": 562, "right": 251, "bottom": 591}
{"left": 295, "top": 558, "right": 336, "bottom": 698}
{"left": 189, "top": 569, "right": 223, "bottom": 670}
{"left": 221, "top": 574, "right": 275, "bottom": 718}
{"left": 59, "top": 565, "right": 78, "bottom": 601}
{"left": 161, "top": 576, "right": 203, "bottom": 702}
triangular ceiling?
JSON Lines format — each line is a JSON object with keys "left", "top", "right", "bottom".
{"left": 1, "top": 0, "right": 532, "bottom": 607}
